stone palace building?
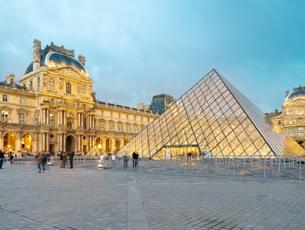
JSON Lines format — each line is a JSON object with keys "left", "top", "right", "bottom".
{"left": 0, "top": 40, "right": 157, "bottom": 156}
{"left": 267, "top": 86, "right": 305, "bottom": 149}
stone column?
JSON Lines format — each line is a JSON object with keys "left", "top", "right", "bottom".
{"left": 16, "top": 132, "right": 22, "bottom": 153}
{"left": 0, "top": 131, "right": 3, "bottom": 150}
{"left": 32, "top": 133, "right": 37, "bottom": 153}
{"left": 45, "top": 133, "right": 49, "bottom": 152}
{"left": 112, "top": 138, "right": 117, "bottom": 153}
{"left": 46, "top": 109, "right": 49, "bottom": 125}
{"left": 63, "top": 134, "right": 66, "bottom": 153}
{"left": 76, "top": 135, "right": 81, "bottom": 152}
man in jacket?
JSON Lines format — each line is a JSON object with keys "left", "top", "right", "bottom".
{"left": 0, "top": 150, "right": 4, "bottom": 169}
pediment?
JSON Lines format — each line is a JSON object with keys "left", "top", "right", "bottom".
{"left": 48, "top": 67, "right": 90, "bottom": 80}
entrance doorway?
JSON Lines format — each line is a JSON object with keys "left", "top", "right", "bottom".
{"left": 49, "top": 144, "right": 55, "bottom": 155}
{"left": 154, "top": 144, "right": 200, "bottom": 160}
{"left": 83, "top": 145, "right": 87, "bottom": 155}
{"left": 66, "top": 135, "right": 75, "bottom": 153}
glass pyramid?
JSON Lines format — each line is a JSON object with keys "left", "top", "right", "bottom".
{"left": 119, "top": 69, "right": 304, "bottom": 158}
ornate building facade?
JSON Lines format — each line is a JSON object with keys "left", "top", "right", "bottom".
{"left": 0, "top": 40, "right": 157, "bottom": 155}
{"left": 267, "top": 86, "right": 305, "bottom": 149}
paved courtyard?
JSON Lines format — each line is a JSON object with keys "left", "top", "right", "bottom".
{"left": 1, "top": 162, "right": 305, "bottom": 230}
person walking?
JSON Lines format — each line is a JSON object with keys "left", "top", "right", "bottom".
{"left": 123, "top": 154, "right": 129, "bottom": 168}
{"left": 134, "top": 152, "right": 139, "bottom": 168}
{"left": 41, "top": 153, "right": 48, "bottom": 172}
{"left": 68, "top": 152, "right": 75, "bottom": 169}
{"left": 132, "top": 152, "right": 136, "bottom": 168}
{"left": 9, "top": 152, "right": 14, "bottom": 164}
{"left": 63, "top": 153, "right": 67, "bottom": 168}
{"left": 36, "top": 153, "right": 42, "bottom": 173}
{"left": 0, "top": 150, "right": 4, "bottom": 169}
{"left": 59, "top": 152, "right": 64, "bottom": 168}
{"left": 111, "top": 154, "right": 116, "bottom": 168}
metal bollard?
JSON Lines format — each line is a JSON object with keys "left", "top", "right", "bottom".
{"left": 299, "top": 160, "right": 302, "bottom": 180}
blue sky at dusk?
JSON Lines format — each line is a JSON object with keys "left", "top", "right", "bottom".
{"left": 0, "top": 0, "right": 304, "bottom": 112}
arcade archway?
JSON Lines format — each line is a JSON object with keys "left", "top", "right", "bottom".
{"left": 21, "top": 134, "right": 32, "bottom": 152}
{"left": 3, "top": 132, "right": 16, "bottom": 152}
{"left": 66, "top": 135, "right": 75, "bottom": 153}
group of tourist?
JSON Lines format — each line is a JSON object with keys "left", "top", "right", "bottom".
{"left": 59, "top": 152, "right": 75, "bottom": 169}
{"left": 35, "top": 152, "right": 75, "bottom": 173}
{"left": 122, "top": 152, "right": 139, "bottom": 168}
{"left": 36, "top": 153, "right": 49, "bottom": 173}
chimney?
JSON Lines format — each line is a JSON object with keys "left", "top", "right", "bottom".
{"left": 78, "top": 55, "right": 86, "bottom": 66}
{"left": 33, "top": 39, "right": 41, "bottom": 71}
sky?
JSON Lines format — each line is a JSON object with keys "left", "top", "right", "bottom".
{"left": 0, "top": 0, "right": 305, "bottom": 112}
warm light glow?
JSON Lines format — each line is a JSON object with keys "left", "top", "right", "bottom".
{"left": 98, "top": 144, "right": 102, "bottom": 149}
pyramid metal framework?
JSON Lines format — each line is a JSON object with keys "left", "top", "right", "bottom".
{"left": 119, "top": 69, "right": 292, "bottom": 158}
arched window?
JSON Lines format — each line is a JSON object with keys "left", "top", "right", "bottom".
{"left": 133, "top": 124, "right": 139, "bottom": 133}
{"left": 125, "top": 123, "right": 131, "bottom": 133}
{"left": 48, "top": 78, "right": 55, "bottom": 91}
{"left": 117, "top": 122, "right": 123, "bottom": 132}
{"left": 66, "top": 82, "right": 72, "bottom": 95}
{"left": 108, "top": 120, "right": 115, "bottom": 131}
{"left": 67, "top": 113, "right": 73, "bottom": 129}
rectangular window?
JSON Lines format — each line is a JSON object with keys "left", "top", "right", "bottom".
{"left": 2, "top": 95, "right": 7, "bottom": 102}
{"left": 20, "top": 97, "right": 25, "bottom": 105}
{"left": 1, "top": 111, "right": 8, "bottom": 122}
{"left": 19, "top": 113, "right": 25, "bottom": 124}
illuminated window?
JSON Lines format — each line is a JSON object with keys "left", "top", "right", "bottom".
{"left": 49, "top": 113, "right": 55, "bottom": 128}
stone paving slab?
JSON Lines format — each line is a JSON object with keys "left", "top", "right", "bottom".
{"left": 0, "top": 163, "right": 305, "bottom": 229}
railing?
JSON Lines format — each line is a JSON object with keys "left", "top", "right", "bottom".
{"left": 4, "top": 156, "right": 305, "bottom": 181}
{"left": 134, "top": 157, "right": 305, "bottom": 181}
{"left": 98, "top": 157, "right": 305, "bottom": 181}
